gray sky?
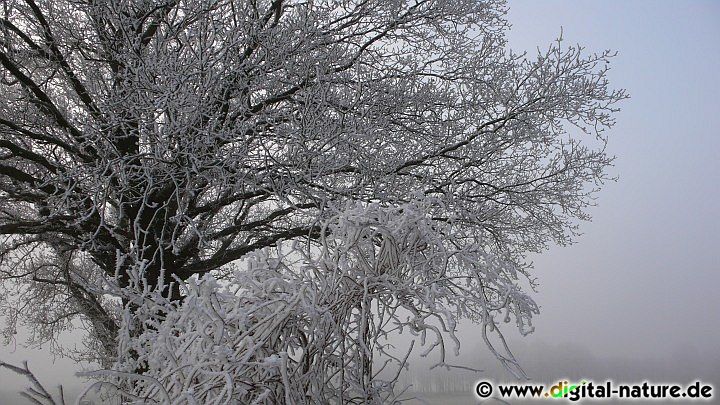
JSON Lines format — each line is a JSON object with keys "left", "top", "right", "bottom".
{"left": 2, "top": 0, "right": 719, "bottom": 400}
{"left": 502, "top": 0, "right": 720, "bottom": 360}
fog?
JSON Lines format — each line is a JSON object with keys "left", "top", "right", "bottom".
{"left": 503, "top": 0, "right": 720, "bottom": 363}
{"left": 413, "top": 0, "right": 720, "bottom": 399}
{"left": 2, "top": 1, "right": 719, "bottom": 403}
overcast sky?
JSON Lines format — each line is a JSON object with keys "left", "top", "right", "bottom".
{"left": 502, "top": 0, "right": 720, "bottom": 360}
{"left": 1, "top": 0, "right": 719, "bottom": 401}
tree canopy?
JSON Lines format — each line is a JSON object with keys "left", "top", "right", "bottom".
{"left": 0, "top": 0, "right": 625, "bottom": 403}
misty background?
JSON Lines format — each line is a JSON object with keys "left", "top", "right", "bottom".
{"left": 2, "top": 0, "right": 719, "bottom": 403}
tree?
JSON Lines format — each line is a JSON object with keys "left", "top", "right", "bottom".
{"left": 0, "top": 0, "right": 626, "bottom": 403}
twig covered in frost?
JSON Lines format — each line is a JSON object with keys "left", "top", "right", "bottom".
{"left": 0, "top": 360, "right": 67, "bottom": 405}
{"left": 0, "top": 0, "right": 625, "bottom": 403}
{"left": 80, "top": 200, "right": 539, "bottom": 403}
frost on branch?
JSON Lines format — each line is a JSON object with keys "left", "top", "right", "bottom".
{"left": 85, "top": 199, "right": 537, "bottom": 403}
{"left": 0, "top": 0, "right": 626, "bottom": 402}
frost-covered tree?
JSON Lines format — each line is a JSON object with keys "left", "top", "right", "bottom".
{"left": 0, "top": 0, "right": 625, "bottom": 402}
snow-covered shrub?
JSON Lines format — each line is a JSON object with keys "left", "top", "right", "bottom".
{"left": 80, "top": 199, "right": 537, "bottom": 404}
